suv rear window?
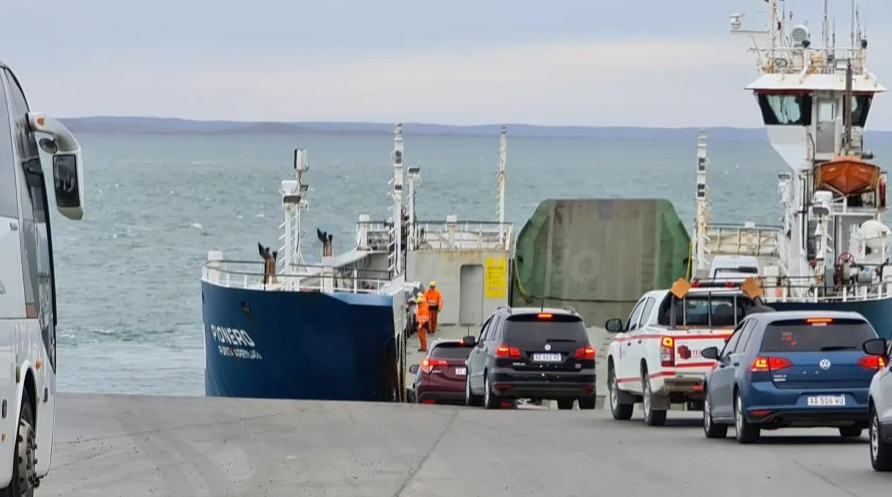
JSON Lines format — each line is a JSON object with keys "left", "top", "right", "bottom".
{"left": 503, "top": 313, "right": 587, "bottom": 342}
{"left": 430, "top": 344, "right": 473, "bottom": 360}
{"left": 760, "top": 318, "right": 877, "bottom": 352}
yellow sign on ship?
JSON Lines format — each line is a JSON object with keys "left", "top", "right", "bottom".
{"left": 484, "top": 257, "right": 507, "bottom": 298}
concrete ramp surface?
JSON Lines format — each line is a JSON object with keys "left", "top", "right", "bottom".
{"left": 511, "top": 199, "right": 689, "bottom": 326}
{"left": 45, "top": 393, "right": 886, "bottom": 496}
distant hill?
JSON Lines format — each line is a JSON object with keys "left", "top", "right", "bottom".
{"left": 56, "top": 116, "right": 892, "bottom": 141}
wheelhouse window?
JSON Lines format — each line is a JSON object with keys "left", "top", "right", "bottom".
{"left": 852, "top": 94, "right": 873, "bottom": 127}
{"left": 756, "top": 94, "right": 813, "bottom": 125}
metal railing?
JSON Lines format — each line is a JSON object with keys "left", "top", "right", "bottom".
{"left": 359, "top": 220, "right": 514, "bottom": 251}
{"left": 202, "top": 259, "right": 397, "bottom": 294}
{"left": 739, "top": 275, "right": 892, "bottom": 303}
{"left": 756, "top": 47, "right": 867, "bottom": 76}
{"left": 702, "top": 223, "right": 783, "bottom": 257}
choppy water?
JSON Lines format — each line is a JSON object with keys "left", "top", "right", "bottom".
{"left": 54, "top": 132, "right": 892, "bottom": 395}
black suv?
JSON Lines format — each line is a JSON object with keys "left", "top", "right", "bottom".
{"left": 464, "top": 306, "right": 596, "bottom": 410}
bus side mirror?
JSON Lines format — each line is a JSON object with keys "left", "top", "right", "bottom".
{"left": 52, "top": 153, "right": 84, "bottom": 220}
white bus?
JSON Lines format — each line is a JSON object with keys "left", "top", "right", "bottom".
{"left": 0, "top": 61, "right": 84, "bottom": 496}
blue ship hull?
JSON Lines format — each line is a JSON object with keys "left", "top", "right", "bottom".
{"left": 769, "top": 297, "right": 892, "bottom": 339}
{"left": 201, "top": 281, "right": 400, "bottom": 401}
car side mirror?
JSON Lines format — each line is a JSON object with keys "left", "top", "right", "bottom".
{"left": 460, "top": 335, "right": 476, "bottom": 347}
{"left": 700, "top": 346, "right": 720, "bottom": 360}
{"left": 605, "top": 318, "right": 624, "bottom": 332}
{"left": 408, "top": 364, "right": 419, "bottom": 374}
{"left": 52, "top": 153, "right": 84, "bottom": 219}
{"left": 862, "top": 337, "right": 888, "bottom": 357}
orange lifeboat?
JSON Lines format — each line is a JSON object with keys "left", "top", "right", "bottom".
{"left": 813, "top": 156, "right": 881, "bottom": 196}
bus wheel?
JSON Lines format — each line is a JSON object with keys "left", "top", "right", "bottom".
{"left": 1, "top": 391, "right": 37, "bottom": 497}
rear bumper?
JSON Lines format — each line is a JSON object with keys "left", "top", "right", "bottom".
{"left": 746, "top": 406, "right": 868, "bottom": 427}
{"left": 662, "top": 375, "right": 706, "bottom": 395}
{"left": 416, "top": 390, "right": 465, "bottom": 404}
{"left": 490, "top": 369, "right": 596, "bottom": 399}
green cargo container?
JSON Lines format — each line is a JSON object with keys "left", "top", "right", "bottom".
{"left": 510, "top": 199, "right": 690, "bottom": 326}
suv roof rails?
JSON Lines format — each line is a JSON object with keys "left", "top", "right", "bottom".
{"left": 562, "top": 306, "right": 577, "bottom": 315}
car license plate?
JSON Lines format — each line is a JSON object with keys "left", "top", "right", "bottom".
{"left": 532, "top": 353, "right": 562, "bottom": 362}
{"left": 807, "top": 395, "right": 846, "bottom": 406}
{"left": 455, "top": 367, "right": 466, "bottom": 376}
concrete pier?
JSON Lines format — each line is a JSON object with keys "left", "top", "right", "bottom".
{"left": 44, "top": 393, "right": 884, "bottom": 496}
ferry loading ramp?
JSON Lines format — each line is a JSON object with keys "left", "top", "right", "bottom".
{"left": 511, "top": 199, "right": 690, "bottom": 325}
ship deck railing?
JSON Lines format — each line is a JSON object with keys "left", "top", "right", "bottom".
{"left": 202, "top": 259, "right": 404, "bottom": 294}
{"left": 756, "top": 47, "right": 866, "bottom": 76}
{"left": 700, "top": 223, "right": 783, "bottom": 257}
{"left": 743, "top": 275, "right": 892, "bottom": 303}
{"left": 359, "top": 220, "right": 513, "bottom": 251}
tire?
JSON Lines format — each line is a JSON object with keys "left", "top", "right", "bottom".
{"left": 703, "top": 389, "right": 728, "bottom": 439}
{"left": 557, "top": 399, "right": 575, "bottom": 410}
{"left": 0, "top": 391, "right": 36, "bottom": 497}
{"left": 608, "top": 365, "right": 633, "bottom": 420}
{"left": 483, "top": 373, "right": 502, "bottom": 409}
{"left": 734, "top": 391, "right": 760, "bottom": 444}
{"left": 839, "top": 426, "right": 863, "bottom": 438}
{"left": 578, "top": 395, "right": 597, "bottom": 410}
{"left": 465, "top": 374, "right": 482, "bottom": 407}
{"left": 642, "top": 369, "right": 667, "bottom": 426}
{"left": 870, "top": 406, "right": 892, "bottom": 471}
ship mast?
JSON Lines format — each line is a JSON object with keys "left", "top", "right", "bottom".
{"left": 389, "top": 123, "right": 404, "bottom": 277}
{"left": 280, "top": 149, "right": 309, "bottom": 272}
{"left": 694, "top": 130, "right": 709, "bottom": 273}
{"left": 497, "top": 126, "right": 507, "bottom": 246}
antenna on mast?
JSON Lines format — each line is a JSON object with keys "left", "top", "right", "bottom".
{"left": 850, "top": 0, "right": 856, "bottom": 47}
{"left": 822, "top": 0, "right": 830, "bottom": 48}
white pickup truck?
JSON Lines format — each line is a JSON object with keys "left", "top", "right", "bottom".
{"left": 604, "top": 277, "right": 768, "bottom": 426}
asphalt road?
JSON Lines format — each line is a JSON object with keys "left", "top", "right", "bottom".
{"left": 42, "top": 393, "right": 889, "bottom": 496}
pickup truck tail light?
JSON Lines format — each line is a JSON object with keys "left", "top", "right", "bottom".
{"left": 660, "top": 336, "right": 675, "bottom": 367}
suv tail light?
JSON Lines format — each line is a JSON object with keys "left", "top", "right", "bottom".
{"left": 858, "top": 355, "right": 887, "bottom": 370}
{"left": 573, "top": 346, "right": 596, "bottom": 360}
{"left": 421, "top": 358, "right": 448, "bottom": 374}
{"left": 751, "top": 356, "right": 792, "bottom": 372}
{"left": 660, "top": 337, "right": 675, "bottom": 367}
{"left": 496, "top": 345, "right": 521, "bottom": 359}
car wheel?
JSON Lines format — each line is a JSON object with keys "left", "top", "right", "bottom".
{"left": 465, "top": 374, "right": 482, "bottom": 406}
{"left": 483, "top": 372, "right": 501, "bottom": 409}
{"left": 642, "top": 369, "right": 666, "bottom": 426}
{"left": 870, "top": 406, "right": 892, "bottom": 471}
{"left": 578, "top": 395, "right": 597, "bottom": 410}
{"left": 608, "top": 365, "right": 633, "bottom": 420}
{"left": 734, "top": 391, "right": 760, "bottom": 444}
{"left": 557, "top": 399, "right": 575, "bottom": 410}
{"left": 703, "top": 389, "right": 728, "bottom": 439}
{"left": 839, "top": 426, "right": 863, "bottom": 438}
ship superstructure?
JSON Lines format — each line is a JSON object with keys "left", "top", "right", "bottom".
{"left": 691, "top": 0, "right": 892, "bottom": 335}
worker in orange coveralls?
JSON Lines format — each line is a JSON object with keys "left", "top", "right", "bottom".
{"left": 415, "top": 295, "right": 429, "bottom": 352}
{"left": 424, "top": 281, "right": 443, "bottom": 334}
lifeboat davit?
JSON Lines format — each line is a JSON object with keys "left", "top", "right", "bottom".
{"left": 813, "top": 156, "right": 881, "bottom": 196}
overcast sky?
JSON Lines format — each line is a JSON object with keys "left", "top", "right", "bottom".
{"left": 1, "top": 0, "right": 890, "bottom": 127}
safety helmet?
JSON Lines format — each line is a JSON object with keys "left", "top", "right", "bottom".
{"left": 430, "top": 281, "right": 436, "bottom": 286}
{"left": 416, "top": 295, "right": 425, "bottom": 302}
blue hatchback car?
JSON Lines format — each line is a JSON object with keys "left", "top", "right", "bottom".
{"left": 701, "top": 310, "right": 883, "bottom": 443}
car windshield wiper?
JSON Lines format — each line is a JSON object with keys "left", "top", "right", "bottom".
{"left": 819, "top": 345, "right": 857, "bottom": 351}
